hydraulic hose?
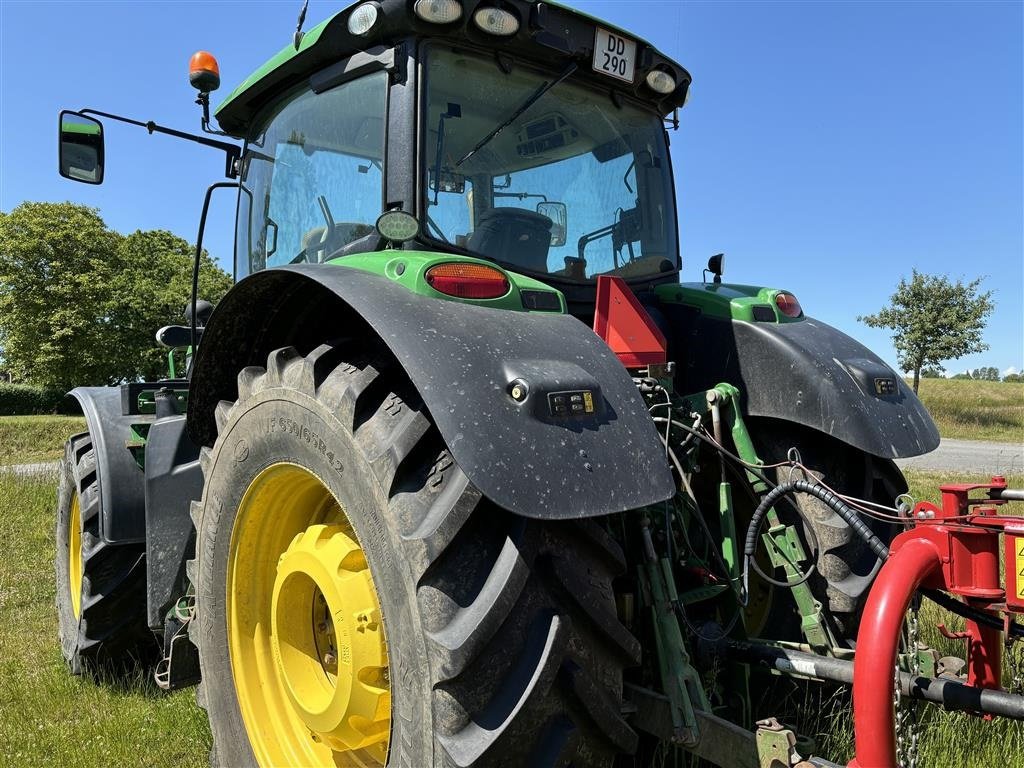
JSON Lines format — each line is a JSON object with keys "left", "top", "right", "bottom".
{"left": 742, "top": 479, "right": 889, "bottom": 563}
{"left": 740, "top": 479, "right": 1024, "bottom": 638}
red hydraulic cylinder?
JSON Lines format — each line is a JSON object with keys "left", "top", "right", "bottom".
{"left": 849, "top": 537, "right": 943, "bottom": 768}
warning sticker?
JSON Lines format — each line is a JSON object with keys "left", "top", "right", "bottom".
{"left": 1015, "top": 537, "right": 1024, "bottom": 601}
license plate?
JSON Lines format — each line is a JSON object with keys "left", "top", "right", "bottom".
{"left": 593, "top": 28, "right": 636, "bottom": 83}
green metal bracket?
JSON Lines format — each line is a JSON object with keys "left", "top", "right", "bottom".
{"left": 126, "top": 422, "right": 150, "bottom": 471}
{"left": 680, "top": 583, "right": 730, "bottom": 606}
{"left": 718, "top": 481, "right": 740, "bottom": 584}
{"left": 639, "top": 521, "right": 711, "bottom": 747}
{"left": 710, "top": 385, "right": 835, "bottom": 652}
{"left": 754, "top": 718, "right": 813, "bottom": 768}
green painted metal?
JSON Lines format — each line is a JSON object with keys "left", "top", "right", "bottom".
{"left": 718, "top": 481, "right": 740, "bottom": 582}
{"left": 709, "top": 383, "right": 834, "bottom": 650}
{"left": 61, "top": 120, "right": 102, "bottom": 136}
{"left": 215, "top": 11, "right": 341, "bottom": 125}
{"left": 655, "top": 282, "right": 804, "bottom": 324}
{"left": 329, "top": 250, "right": 567, "bottom": 313}
{"left": 215, "top": 1, "right": 690, "bottom": 136}
{"left": 639, "top": 552, "right": 709, "bottom": 746}
{"left": 127, "top": 423, "right": 150, "bottom": 471}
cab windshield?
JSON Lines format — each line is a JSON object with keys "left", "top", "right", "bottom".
{"left": 425, "top": 47, "right": 678, "bottom": 281}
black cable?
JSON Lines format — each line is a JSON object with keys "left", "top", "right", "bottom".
{"left": 669, "top": 420, "right": 776, "bottom": 489}
{"left": 749, "top": 553, "right": 815, "bottom": 588}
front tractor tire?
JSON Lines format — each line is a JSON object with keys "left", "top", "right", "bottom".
{"left": 55, "top": 433, "right": 154, "bottom": 674}
{"left": 191, "top": 341, "right": 639, "bottom": 768}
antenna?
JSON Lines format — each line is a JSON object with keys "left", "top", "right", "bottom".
{"left": 293, "top": 0, "right": 310, "bottom": 50}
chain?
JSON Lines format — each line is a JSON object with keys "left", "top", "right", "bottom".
{"left": 894, "top": 600, "right": 921, "bottom": 768}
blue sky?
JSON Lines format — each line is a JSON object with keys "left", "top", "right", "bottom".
{"left": 1, "top": 1, "right": 1021, "bottom": 376}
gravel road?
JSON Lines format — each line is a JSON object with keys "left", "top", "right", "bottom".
{"left": 0, "top": 461, "right": 59, "bottom": 477}
{"left": 895, "top": 438, "right": 1023, "bottom": 475}
{"left": 2, "top": 438, "right": 1021, "bottom": 480}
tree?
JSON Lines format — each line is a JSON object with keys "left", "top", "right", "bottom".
{"left": 1005, "top": 373, "right": 1023, "bottom": 383}
{"left": 0, "top": 202, "right": 122, "bottom": 388}
{"left": 859, "top": 270, "right": 994, "bottom": 394}
{"left": 0, "top": 202, "right": 232, "bottom": 389}
{"left": 108, "top": 229, "right": 233, "bottom": 381}
{"left": 976, "top": 366, "right": 1001, "bottom": 382}
{"left": 919, "top": 365, "right": 945, "bottom": 379}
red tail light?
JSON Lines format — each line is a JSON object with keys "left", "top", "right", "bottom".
{"left": 425, "top": 263, "right": 510, "bottom": 299}
{"left": 775, "top": 292, "right": 803, "bottom": 318}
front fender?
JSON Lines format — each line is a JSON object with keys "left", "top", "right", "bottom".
{"left": 668, "top": 311, "right": 939, "bottom": 459}
{"left": 188, "top": 264, "right": 674, "bottom": 519}
{"left": 68, "top": 386, "right": 152, "bottom": 542}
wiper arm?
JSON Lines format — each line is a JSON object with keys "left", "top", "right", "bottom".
{"left": 455, "top": 62, "right": 577, "bottom": 167}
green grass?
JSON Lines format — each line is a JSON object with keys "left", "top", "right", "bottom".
{"left": 0, "top": 415, "right": 87, "bottom": 464}
{"left": 1, "top": 456, "right": 1020, "bottom": 765}
{"left": 914, "top": 378, "right": 1024, "bottom": 443}
{"left": 0, "top": 471, "right": 210, "bottom": 766}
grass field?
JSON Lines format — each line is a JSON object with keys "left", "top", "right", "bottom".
{"left": 0, "top": 470, "right": 210, "bottom": 767}
{"left": 913, "top": 378, "right": 1024, "bottom": 443}
{"left": 0, "top": 415, "right": 87, "bottom": 464}
{"left": 2, "top": 463, "right": 1022, "bottom": 765}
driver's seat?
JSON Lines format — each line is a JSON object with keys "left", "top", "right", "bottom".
{"left": 301, "top": 222, "right": 375, "bottom": 262}
{"left": 468, "top": 208, "right": 552, "bottom": 272}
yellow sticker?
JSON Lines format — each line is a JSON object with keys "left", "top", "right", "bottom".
{"left": 583, "top": 391, "right": 594, "bottom": 413}
{"left": 1015, "top": 537, "right": 1024, "bottom": 601}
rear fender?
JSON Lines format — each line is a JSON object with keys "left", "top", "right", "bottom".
{"left": 68, "top": 387, "right": 152, "bottom": 542}
{"left": 666, "top": 311, "right": 939, "bottom": 459}
{"left": 188, "top": 264, "right": 675, "bottom": 519}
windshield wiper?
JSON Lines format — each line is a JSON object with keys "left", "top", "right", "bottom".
{"left": 455, "top": 62, "right": 577, "bottom": 167}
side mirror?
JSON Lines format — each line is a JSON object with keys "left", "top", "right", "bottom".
{"left": 59, "top": 111, "right": 104, "bottom": 184}
{"left": 704, "top": 252, "right": 724, "bottom": 284}
{"left": 536, "top": 201, "right": 567, "bottom": 247}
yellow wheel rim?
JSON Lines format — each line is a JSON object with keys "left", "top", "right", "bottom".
{"left": 69, "top": 492, "right": 82, "bottom": 620}
{"left": 227, "top": 463, "right": 390, "bottom": 767}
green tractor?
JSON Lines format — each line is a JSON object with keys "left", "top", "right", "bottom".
{"left": 58, "top": 2, "right": 1024, "bottom": 766}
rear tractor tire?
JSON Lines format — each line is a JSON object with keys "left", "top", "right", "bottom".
{"left": 190, "top": 341, "right": 640, "bottom": 767}
{"left": 746, "top": 421, "right": 905, "bottom": 641}
{"left": 55, "top": 433, "right": 155, "bottom": 675}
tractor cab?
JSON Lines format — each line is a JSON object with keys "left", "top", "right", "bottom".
{"left": 219, "top": 0, "right": 691, "bottom": 312}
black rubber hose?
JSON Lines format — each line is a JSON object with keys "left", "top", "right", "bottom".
{"left": 922, "top": 587, "right": 1024, "bottom": 639}
{"left": 741, "top": 479, "right": 1024, "bottom": 638}
{"left": 742, "top": 479, "right": 889, "bottom": 561}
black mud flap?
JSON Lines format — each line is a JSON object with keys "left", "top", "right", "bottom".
{"left": 668, "top": 311, "right": 939, "bottom": 459}
{"left": 188, "top": 264, "right": 675, "bottom": 519}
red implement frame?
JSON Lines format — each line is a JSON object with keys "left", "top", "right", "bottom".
{"left": 849, "top": 477, "right": 1024, "bottom": 768}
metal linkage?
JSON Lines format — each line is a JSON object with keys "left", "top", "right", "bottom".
{"left": 719, "top": 640, "right": 1024, "bottom": 721}
{"left": 639, "top": 518, "right": 710, "bottom": 746}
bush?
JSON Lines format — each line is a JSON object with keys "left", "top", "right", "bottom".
{"left": 0, "top": 383, "right": 79, "bottom": 416}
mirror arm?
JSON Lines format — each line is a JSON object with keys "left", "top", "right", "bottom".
{"left": 78, "top": 108, "right": 241, "bottom": 178}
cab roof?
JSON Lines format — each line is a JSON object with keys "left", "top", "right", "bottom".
{"left": 215, "top": 0, "right": 691, "bottom": 138}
